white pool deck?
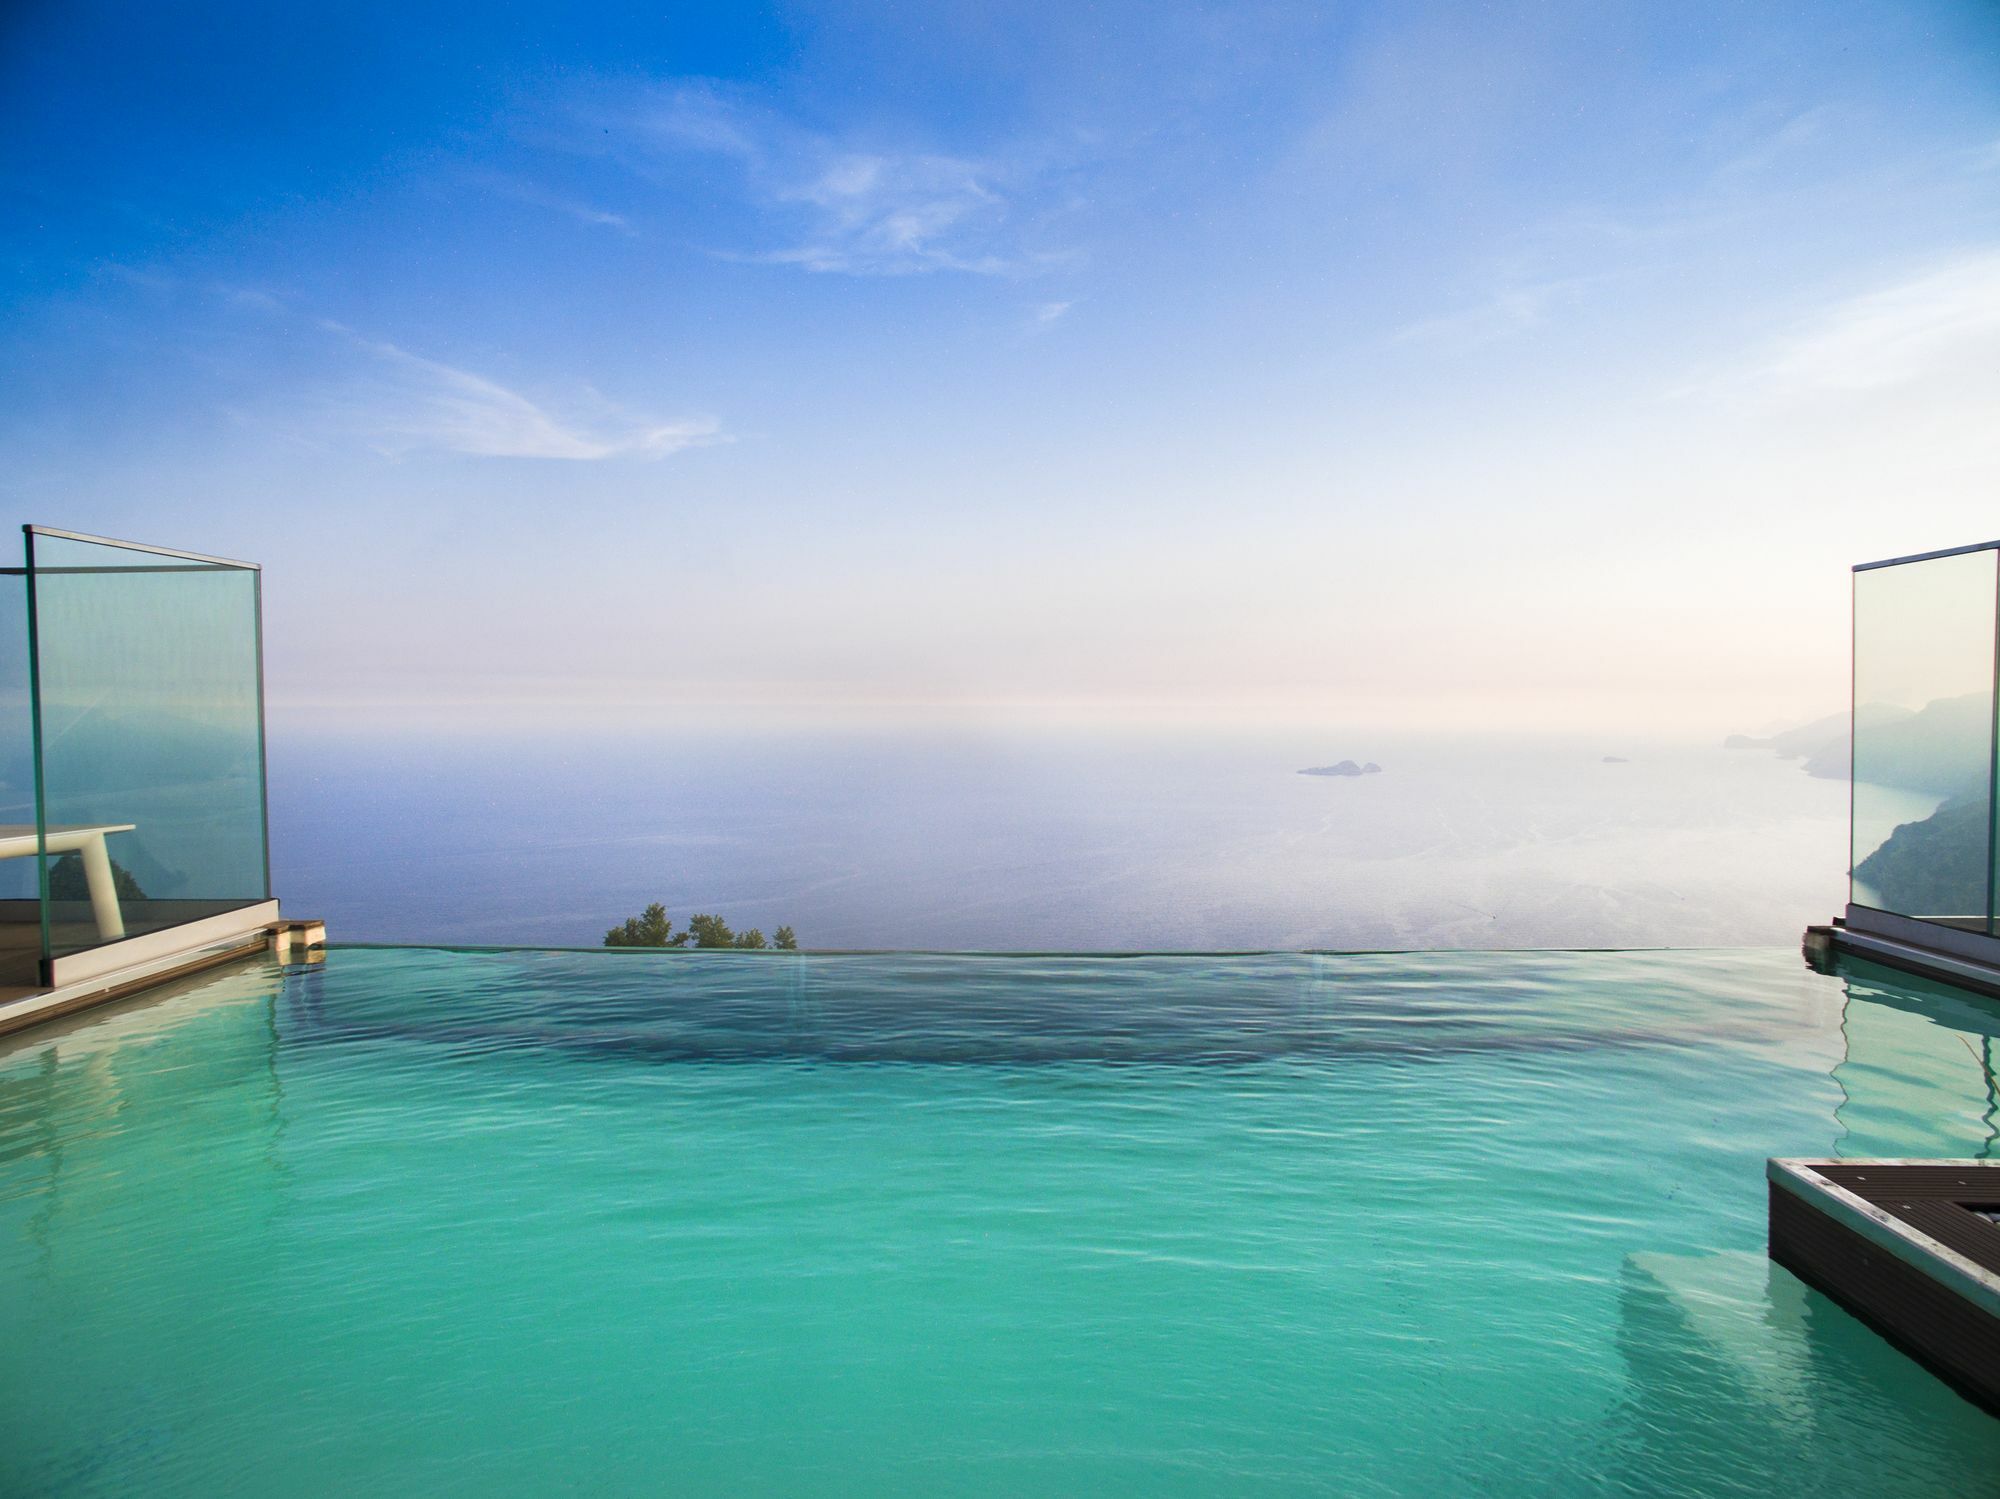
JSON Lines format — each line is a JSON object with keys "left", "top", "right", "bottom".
{"left": 0, "top": 906, "right": 321, "bottom": 1038}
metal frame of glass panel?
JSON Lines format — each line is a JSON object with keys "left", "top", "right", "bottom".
{"left": 5, "top": 525, "right": 270, "bottom": 985}
{"left": 1850, "top": 540, "right": 2000, "bottom": 946}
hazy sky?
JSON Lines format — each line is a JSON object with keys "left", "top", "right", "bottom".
{"left": 4, "top": 1, "right": 1998, "bottom": 734}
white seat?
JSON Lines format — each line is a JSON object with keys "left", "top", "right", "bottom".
{"left": 0, "top": 824, "right": 138, "bottom": 940}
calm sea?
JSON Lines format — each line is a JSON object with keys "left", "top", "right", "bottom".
{"left": 266, "top": 727, "right": 1898, "bottom": 951}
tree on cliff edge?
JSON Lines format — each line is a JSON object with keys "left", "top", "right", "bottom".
{"left": 604, "top": 904, "right": 800, "bottom": 950}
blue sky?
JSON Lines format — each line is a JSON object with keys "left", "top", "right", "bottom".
{"left": 4, "top": 0, "right": 1999, "bottom": 733}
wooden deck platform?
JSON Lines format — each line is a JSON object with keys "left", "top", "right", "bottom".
{"left": 1769, "top": 1158, "right": 2000, "bottom": 1415}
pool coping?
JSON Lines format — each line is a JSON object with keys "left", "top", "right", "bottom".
{"left": 0, "top": 909, "right": 323, "bottom": 1039}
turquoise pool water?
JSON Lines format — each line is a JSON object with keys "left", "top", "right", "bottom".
{"left": 3, "top": 947, "right": 1998, "bottom": 1496}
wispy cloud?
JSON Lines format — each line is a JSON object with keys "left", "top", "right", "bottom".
{"left": 1707, "top": 105, "right": 1840, "bottom": 188}
{"left": 227, "top": 288, "right": 283, "bottom": 314}
{"left": 320, "top": 322, "right": 720, "bottom": 460}
{"left": 608, "top": 82, "right": 1071, "bottom": 276}
{"left": 1029, "top": 300, "right": 1074, "bottom": 330}
{"left": 1690, "top": 248, "right": 2000, "bottom": 399}
{"left": 1392, "top": 284, "right": 1562, "bottom": 350}
{"left": 753, "top": 154, "right": 1009, "bottom": 274}
{"left": 478, "top": 172, "right": 634, "bottom": 234}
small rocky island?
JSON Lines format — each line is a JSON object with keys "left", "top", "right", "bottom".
{"left": 1299, "top": 760, "right": 1381, "bottom": 777}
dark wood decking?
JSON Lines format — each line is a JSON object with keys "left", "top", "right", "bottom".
{"left": 1811, "top": 1163, "right": 2000, "bottom": 1277}
{"left": 1770, "top": 1160, "right": 2000, "bottom": 1416}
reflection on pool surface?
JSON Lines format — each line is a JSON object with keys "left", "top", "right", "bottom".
{"left": 1, "top": 947, "right": 1997, "bottom": 1496}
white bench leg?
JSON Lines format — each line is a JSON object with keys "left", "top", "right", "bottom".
{"left": 79, "top": 834, "right": 126, "bottom": 941}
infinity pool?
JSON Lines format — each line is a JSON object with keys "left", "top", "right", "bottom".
{"left": 3, "top": 947, "right": 1997, "bottom": 1495}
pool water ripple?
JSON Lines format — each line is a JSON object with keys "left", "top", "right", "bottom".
{"left": 1, "top": 946, "right": 1997, "bottom": 1496}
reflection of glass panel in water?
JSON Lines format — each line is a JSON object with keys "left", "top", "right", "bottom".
{"left": 1832, "top": 957, "right": 2000, "bottom": 1158}
{"left": 1851, "top": 551, "right": 1996, "bottom": 925}
{"left": 28, "top": 533, "right": 267, "bottom": 960}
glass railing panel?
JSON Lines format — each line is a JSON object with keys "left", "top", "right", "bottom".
{"left": 1850, "top": 549, "right": 1996, "bottom": 929}
{"left": 0, "top": 567, "right": 35, "bottom": 987}
{"left": 26, "top": 531, "right": 268, "bottom": 966}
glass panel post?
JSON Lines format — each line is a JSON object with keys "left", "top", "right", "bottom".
{"left": 0, "top": 539, "right": 38, "bottom": 987}
{"left": 1991, "top": 562, "right": 2000, "bottom": 938}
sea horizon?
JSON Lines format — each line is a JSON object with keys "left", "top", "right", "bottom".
{"left": 267, "top": 722, "right": 1875, "bottom": 953}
